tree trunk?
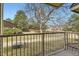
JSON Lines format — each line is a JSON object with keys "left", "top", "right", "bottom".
{"left": 40, "top": 23, "right": 43, "bottom": 33}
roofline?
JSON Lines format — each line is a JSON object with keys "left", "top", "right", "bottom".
{"left": 71, "top": 4, "right": 79, "bottom": 10}
{"left": 47, "top": 3, "right": 64, "bottom": 8}
{"left": 3, "top": 20, "right": 16, "bottom": 27}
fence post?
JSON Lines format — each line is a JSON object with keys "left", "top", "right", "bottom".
{"left": 0, "top": 38, "right": 1, "bottom": 56}
{"left": 78, "top": 33, "right": 79, "bottom": 55}
{"left": 0, "top": 37, "right": 3, "bottom": 56}
{"left": 64, "top": 32, "right": 68, "bottom": 50}
{"left": 42, "top": 33, "right": 44, "bottom": 56}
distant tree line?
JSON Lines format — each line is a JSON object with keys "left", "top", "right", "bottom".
{"left": 4, "top": 3, "right": 75, "bottom": 33}
{"left": 63, "top": 14, "right": 79, "bottom": 32}
{"left": 5, "top": 4, "right": 56, "bottom": 33}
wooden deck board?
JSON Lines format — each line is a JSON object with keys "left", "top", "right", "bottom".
{"left": 52, "top": 47, "right": 79, "bottom": 56}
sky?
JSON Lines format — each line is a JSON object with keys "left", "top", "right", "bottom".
{"left": 47, "top": 3, "right": 73, "bottom": 26}
{"left": 4, "top": 3, "right": 73, "bottom": 26}
{"left": 4, "top": 3, "right": 73, "bottom": 19}
{"left": 4, "top": 3, "right": 26, "bottom": 20}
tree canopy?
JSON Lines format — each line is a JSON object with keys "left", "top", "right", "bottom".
{"left": 63, "top": 14, "right": 79, "bottom": 32}
{"left": 13, "top": 10, "right": 28, "bottom": 31}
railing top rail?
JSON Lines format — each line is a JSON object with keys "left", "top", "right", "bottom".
{"left": 66, "top": 31, "right": 79, "bottom": 34}
{"left": 0, "top": 32, "right": 65, "bottom": 37}
{"left": 0, "top": 31, "right": 79, "bottom": 37}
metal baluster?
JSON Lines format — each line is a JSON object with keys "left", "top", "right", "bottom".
{"left": 11, "top": 36, "right": 13, "bottom": 56}
{"left": 78, "top": 33, "right": 79, "bottom": 55}
{"left": 31, "top": 35, "right": 34, "bottom": 55}
{"left": 0, "top": 37, "right": 3, "bottom": 56}
{"left": 46, "top": 34, "right": 49, "bottom": 54}
{"left": 53, "top": 33, "right": 55, "bottom": 54}
{"left": 29, "top": 35, "right": 31, "bottom": 56}
{"left": 42, "top": 33, "right": 44, "bottom": 56}
{"left": 27, "top": 35, "right": 28, "bottom": 56}
{"left": 45, "top": 34, "right": 48, "bottom": 54}
{"left": 24, "top": 35, "right": 25, "bottom": 56}
{"left": 30, "top": 35, "right": 32, "bottom": 56}
{"left": 50, "top": 34, "right": 51, "bottom": 54}
{"left": 39, "top": 34, "right": 41, "bottom": 55}
{"left": 2, "top": 37, "right": 3, "bottom": 56}
{"left": 50, "top": 34, "right": 52, "bottom": 53}
{"left": 48, "top": 34, "right": 50, "bottom": 54}
{"left": 35, "top": 35, "right": 37, "bottom": 55}
{"left": 47, "top": 34, "right": 49, "bottom": 54}
{"left": 37, "top": 35, "right": 38, "bottom": 55}
{"left": 16, "top": 36, "right": 17, "bottom": 56}
{"left": 64, "top": 32, "right": 67, "bottom": 50}
{"left": 33, "top": 35, "right": 35, "bottom": 55}
{"left": 20, "top": 36, "right": 21, "bottom": 56}
{"left": 7, "top": 37, "right": 8, "bottom": 56}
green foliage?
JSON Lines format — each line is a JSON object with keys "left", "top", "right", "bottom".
{"left": 28, "top": 19, "right": 40, "bottom": 30}
{"left": 13, "top": 10, "right": 28, "bottom": 31}
{"left": 14, "top": 28, "right": 22, "bottom": 33}
{"left": 28, "top": 18, "right": 48, "bottom": 30}
{"left": 4, "top": 28, "right": 22, "bottom": 35}
{"left": 63, "top": 14, "right": 79, "bottom": 32}
{"left": 0, "top": 17, "right": 1, "bottom": 34}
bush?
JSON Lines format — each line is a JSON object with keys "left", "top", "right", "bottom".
{"left": 4, "top": 28, "right": 22, "bottom": 35}
{"left": 13, "top": 28, "right": 22, "bottom": 34}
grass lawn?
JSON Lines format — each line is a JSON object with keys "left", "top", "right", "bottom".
{"left": 1, "top": 33, "right": 78, "bottom": 56}
{"left": 3, "top": 40, "right": 64, "bottom": 56}
{"left": 2, "top": 34, "right": 65, "bottom": 56}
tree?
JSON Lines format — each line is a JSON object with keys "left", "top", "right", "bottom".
{"left": 25, "top": 4, "right": 56, "bottom": 33}
{"left": 28, "top": 18, "right": 48, "bottom": 30}
{"left": 13, "top": 10, "right": 28, "bottom": 31}
{"left": 28, "top": 19, "right": 39, "bottom": 30}
{"left": 63, "top": 14, "right": 79, "bottom": 32}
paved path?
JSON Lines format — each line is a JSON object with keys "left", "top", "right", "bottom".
{"left": 53, "top": 47, "right": 79, "bottom": 56}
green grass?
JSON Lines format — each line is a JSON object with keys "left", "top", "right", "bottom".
{"left": 68, "top": 38, "right": 78, "bottom": 43}
{"left": 2, "top": 34, "right": 65, "bottom": 56}
{"left": 3, "top": 34, "right": 64, "bottom": 42}
{"left": 3, "top": 40, "right": 64, "bottom": 56}
{"left": 2, "top": 33, "right": 78, "bottom": 56}
{"left": 3, "top": 35, "right": 35, "bottom": 42}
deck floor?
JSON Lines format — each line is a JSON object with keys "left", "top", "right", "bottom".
{"left": 52, "top": 47, "right": 79, "bottom": 56}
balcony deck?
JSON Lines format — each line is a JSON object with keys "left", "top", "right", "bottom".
{"left": 0, "top": 32, "right": 79, "bottom": 56}
{"left": 52, "top": 47, "right": 79, "bottom": 56}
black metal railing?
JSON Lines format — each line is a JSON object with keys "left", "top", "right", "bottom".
{"left": 66, "top": 32, "right": 79, "bottom": 55}
{"left": 0, "top": 32, "right": 79, "bottom": 56}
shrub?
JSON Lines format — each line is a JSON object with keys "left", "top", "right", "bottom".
{"left": 4, "top": 28, "right": 22, "bottom": 35}
{"left": 13, "top": 28, "right": 22, "bottom": 34}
